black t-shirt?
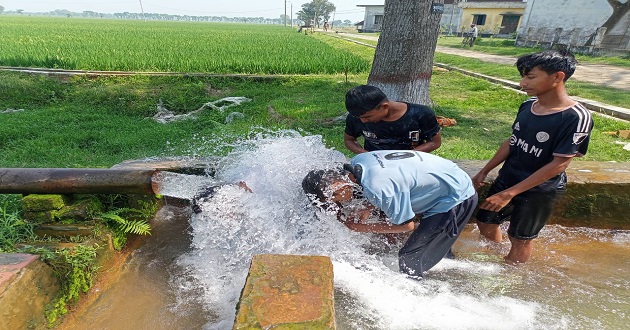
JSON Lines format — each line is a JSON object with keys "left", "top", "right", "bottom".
{"left": 497, "top": 98, "right": 593, "bottom": 192}
{"left": 345, "top": 103, "right": 440, "bottom": 151}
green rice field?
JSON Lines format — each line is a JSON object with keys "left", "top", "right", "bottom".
{"left": 0, "top": 16, "right": 370, "bottom": 74}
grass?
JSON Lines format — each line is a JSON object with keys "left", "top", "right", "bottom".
{"left": 0, "top": 194, "right": 35, "bottom": 252}
{"left": 0, "top": 21, "right": 628, "bottom": 235}
{"left": 0, "top": 17, "right": 369, "bottom": 74}
{"left": 431, "top": 52, "right": 630, "bottom": 109}
{"left": 437, "top": 36, "right": 630, "bottom": 69}
{"left": 1, "top": 68, "right": 628, "bottom": 168}
{"left": 314, "top": 32, "right": 630, "bottom": 109}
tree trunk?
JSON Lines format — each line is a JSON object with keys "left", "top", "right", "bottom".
{"left": 586, "top": 0, "right": 630, "bottom": 46}
{"left": 367, "top": 0, "right": 443, "bottom": 105}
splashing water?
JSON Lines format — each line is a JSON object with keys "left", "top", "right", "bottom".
{"left": 165, "top": 131, "right": 628, "bottom": 330}
{"left": 153, "top": 171, "right": 219, "bottom": 200}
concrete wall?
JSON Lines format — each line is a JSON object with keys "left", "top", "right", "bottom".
{"left": 358, "top": 3, "right": 462, "bottom": 33}
{"left": 519, "top": 0, "right": 612, "bottom": 34}
{"left": 442, "top": 4, "right": 465, "bottom": 34}
{"left": 517, "top": 0, "right": 630, "bottom": 51}
{"left": 360, "top": 5, "right": 384, "bottom": 32}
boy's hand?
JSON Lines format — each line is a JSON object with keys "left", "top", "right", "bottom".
{"left": 471, "top": 172, "right": 487, "bottom": 190}
{"left": 479, "top": 191, "right": 514, "bottom": 212}
{"left": 344, "top": 203, "right": 377, "bottom": 224}
{"left": 237, "top": 181, "right": 253, "bottom": 193}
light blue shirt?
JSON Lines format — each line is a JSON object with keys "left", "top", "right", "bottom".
{"left": 351, "top": 151, "right": 476, "bottom": 224}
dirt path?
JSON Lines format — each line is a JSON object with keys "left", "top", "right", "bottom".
{"left": 335, "top": 32, "right": 630, "bottom": 91}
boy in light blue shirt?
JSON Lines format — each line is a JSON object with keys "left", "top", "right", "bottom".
{"left": 303, "top": 150, "right": 478, "bottom": 278}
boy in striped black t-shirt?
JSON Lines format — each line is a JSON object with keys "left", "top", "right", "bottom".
{"left": 472, "top": 50, "right": 594, "bottom": 265}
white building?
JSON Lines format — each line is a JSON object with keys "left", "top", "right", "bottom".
{"left": 517, "top": 0, "right": 630, "bottom": 52}
{"left": 356, "top": 4, "right": 384, "bottom": 32}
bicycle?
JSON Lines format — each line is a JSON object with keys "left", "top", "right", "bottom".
{"left": 461, "top": 32, "right": 472, "bottom": 47}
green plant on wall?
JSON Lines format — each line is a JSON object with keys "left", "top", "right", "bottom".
{"left": 20, "top": 245, "right": 99, "bottom": 327}
{"left": 98, "top": 208, "right": 152, "bottom": 250}
{"left": 97, "top": 194, "right": 156, "bottom": 250}
{"left": 0, "top": 194, "right": 36, "bottom": 252}
{"left": 2, "top": 192, "right": 158, "bottom": 327}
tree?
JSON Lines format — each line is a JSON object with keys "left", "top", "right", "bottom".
{"left": 367, "top": 0, "right": 443, "bottom": 105}
{"left": 586, "top": 0, "right": 630, "bottom": 46}
{"left": 280, "top": 14, "right": 289, "bottom": 25}
{"left": 0, "top": 5, "right": 4, "bottom": 14}
{"left": 296, "top": 0, "right": 335, "bottom": 27}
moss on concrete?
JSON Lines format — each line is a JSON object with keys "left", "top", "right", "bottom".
{"left": 23, "top": 210, "right": 59, "bottom": 224}
{"left": 56, "top": 197, "right": 103, "bottom": 222}
{"left": 21, "top": 194, "right": 66, "bottom": 212}
{"left": 552, "top": 184, "right": 630, "bottom": 229}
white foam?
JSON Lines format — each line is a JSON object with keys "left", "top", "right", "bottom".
{"left": 153, "top": 171, "right": 218, "bottom": 200}
{"left": 171, "top": 131, "right": 578, "bottom": 329}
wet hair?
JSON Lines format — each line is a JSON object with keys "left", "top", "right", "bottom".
{"left": 302, "top": 169, "right": 347, "bottom": 202}
{"left": 345, "top": 85, "right": 388, "bottom": 117}
{"left": 516, "top": 50, "right": 577, "bottom": 81}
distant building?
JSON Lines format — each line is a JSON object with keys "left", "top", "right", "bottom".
{"left": 355, "top": 0, "right": 629, "bottom": 53}
{"left": 517, "top": 0, "right": 630, "bottom": 52}
{"left": 356, "top": 4, "right": 384, "bottom": 33}
{"left": 459, "top": 0, "right": 526, "bottom": 36}
{"left": 356, "top": 1, "right": 522, "bottom": 35}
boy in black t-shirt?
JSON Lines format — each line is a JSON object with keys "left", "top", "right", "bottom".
{"left": 472, "top": 50, "right": 593, "bottom": 264}
{"left": 343, "top": 85, "right": 441, "bottom": 154}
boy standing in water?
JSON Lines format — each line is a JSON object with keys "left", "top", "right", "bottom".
{"left": 472, "top": 50, "right": 593, "bottom": 264}
{"left": 344, "top": 85, "right": 442, "bottom": 154}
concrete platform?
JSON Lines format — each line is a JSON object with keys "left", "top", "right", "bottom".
{"left": 234, "top": 254, "right": 335, "bottom": 329}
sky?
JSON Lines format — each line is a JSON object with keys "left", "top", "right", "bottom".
{"left": 1, "top": 0, "right": 383, "bottom": 23}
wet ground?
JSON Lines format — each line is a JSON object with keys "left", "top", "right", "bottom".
{"left": 57, "top": 207, "right": 630, "bottom": 330}
{"left": 57, "top": 203, "right": 630, "bottom": 330}
{"left": 56, "top": 202, "right": 210, "bottom": 330}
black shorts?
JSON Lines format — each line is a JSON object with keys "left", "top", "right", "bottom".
{"left": 398, "top": 193, "right": 478, "bottom": 278}
{"left": 476, "top": 181, "right": 564, "bottom": 240}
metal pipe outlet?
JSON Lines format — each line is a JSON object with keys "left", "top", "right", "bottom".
{"left": 0, "top": 168, "right": 160, "bottom": 195}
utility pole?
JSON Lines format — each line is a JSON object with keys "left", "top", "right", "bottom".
{"left": 138, "top": 0, "right": 146, "bottom": 22}
{"left": 284, "top": 0, "right": 287, "bottom": 26}
{"left": 290, "top": 2, "right": 293, "bottom": 28}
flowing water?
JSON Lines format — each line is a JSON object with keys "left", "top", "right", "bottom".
{"left": 60, "top": 131, "right": 630, "bottom": 330}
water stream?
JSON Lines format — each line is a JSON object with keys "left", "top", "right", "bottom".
{"left": 59, "top": 132, "right": 630, "bottom": 330}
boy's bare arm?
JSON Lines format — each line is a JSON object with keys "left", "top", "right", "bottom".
{"left": 480, "top": 155, "right": 573, "bottom": 212}
{"left": 413, "top": 132, "right": 442, "bottom": 153}
{"left": 344, "top": 221, "right": 415, "bottom": 234}
{"left": 344, "top": 133, "right": 367, "bottom": 154}
{"left": 472, "top": 139, "right": 510, "bottom": 189}
{"left": 338, "top": 202, "right": 378, "bottom": 223}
